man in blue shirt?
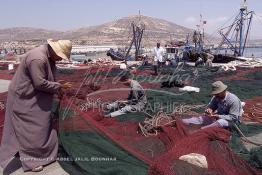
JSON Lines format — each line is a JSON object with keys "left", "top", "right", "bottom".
{"left": 182, "top": 81, "right": 243, "bottom": 129}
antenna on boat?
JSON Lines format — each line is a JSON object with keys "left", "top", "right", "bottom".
{"left": 241, "top": 0, "right": 247, "bottom": 11}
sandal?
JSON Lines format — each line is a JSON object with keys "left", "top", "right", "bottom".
{"left": 31, "top": 165, "right": 43, "bottom": 172}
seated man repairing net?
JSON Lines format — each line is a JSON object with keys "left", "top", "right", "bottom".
{"left": 182, "top": 81, "right": 242, "bottom": 129}
{"left": 104, "top": 72, "right": 147, "bottom": 117}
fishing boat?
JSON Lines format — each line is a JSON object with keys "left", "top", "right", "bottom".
{"left": 212, "top": 0, "right": 255, "bottom": 62}
{"left": 186, "top": 0, "right": 262, "bottom": 64}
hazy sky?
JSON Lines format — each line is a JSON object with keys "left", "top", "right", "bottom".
{"left": 1, "top": 0, "right": 262, "bottom": 38}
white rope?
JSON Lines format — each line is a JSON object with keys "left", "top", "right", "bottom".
{"left": 220, "top": 59, "right": 262, "bottom": 71}
{"left": 172, "top": 104, "right": 206, "bottom": 115}
{"left": 139, "top": 104, "right": 205, "bottom": 137}
{"left": 139, "top": 111, "right": 175, "bottom": 137}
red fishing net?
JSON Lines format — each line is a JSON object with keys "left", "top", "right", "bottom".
{"left": 1, "top": 64, "right": 262, "bottom": 174}
{"left": 0, "top": 92, "right": 7, "bottom": 143}
{"left": 59, "top": 93, "right": 262, "bottom": 175}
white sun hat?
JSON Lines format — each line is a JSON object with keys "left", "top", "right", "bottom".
{"left": 47, "top": 39, "right": 72, "bottom": 60}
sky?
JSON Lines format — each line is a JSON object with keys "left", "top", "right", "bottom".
{"left": 1, "top": 0, "right": 262, "bottom": 38}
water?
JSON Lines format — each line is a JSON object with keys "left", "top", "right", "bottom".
{"left": 70, "top": 54, "right": 91, "bottom": 62}
{"left": 243, "top": 47, "right": 262, "bottom": 58}
{"left": 70, "top": 47, "right": 262, "bottom": 62}
{"left": 216, "top": 47, "right": 262, "bottom": 58}
{"left": 70, "top": 52, "right": 105, "bottom": 62}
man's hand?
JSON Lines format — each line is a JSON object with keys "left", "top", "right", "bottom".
{"left": 205, "top": 108, "right": 213, "bottom": 115}
{"left": 58, "top": 80, "right": 73, "bottom": 88}
{"left": 205, "top": 108, "right": 219, "bottom": 120}
{"left": 61, "top": 82, "right": 73, "bottom": 89}
{"left": 209, "top": 114, "right": 219, "bottom": 120}
{"left": 57, "top": 81, "right": 72, "bottom": 99}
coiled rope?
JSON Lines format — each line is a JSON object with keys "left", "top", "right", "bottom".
{"left": 139, "top": 111, "right": 175, "bottom": 137}
{"left": 139, "top": 104, "right": 205, "bottom": 137}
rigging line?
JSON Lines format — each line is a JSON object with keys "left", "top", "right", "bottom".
{"left": 205, "top": 12, "right": 241, "bottom": 45}
{"left": 243, "top": 14, "right": 252, "bottom": 53}
{"left": 254, "top": 12, "right": 262, "bottom": 18}
{"left": 219, "top": 11, "right": 241, "bottom": 29}
{"left": 253, "top": 14, "right": 262, "bottom": 26}
{"left": 219, "top": 17, "right": 242, "bottom": 32}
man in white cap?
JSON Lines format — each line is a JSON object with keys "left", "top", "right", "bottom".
{"left": 182, "top": 81, "right": 242, "bottom": 129}
{"left": 0, "top": 39, "right": 72, "bottom": 172}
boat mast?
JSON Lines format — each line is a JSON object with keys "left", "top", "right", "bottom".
{"left": 238, "top": 0, "right": 247, "bottom": 56}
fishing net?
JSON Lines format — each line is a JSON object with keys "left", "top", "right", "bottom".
{"left": 58, "top": 106, "right": 148, "bottom": 175}
{"left": 0, "top": 63, "right": 18, "bottom": 80}
{"left": 0, "top": 64, "right": 262, "bottom": 174}
{"left": 0, "top": 93, "right": 7, "bottom": 143}
{"left": 55, "top": 65, "right": 262, "bottom": 175}
{"left": 148, "top": 121, "right": 262, "bottom": 175}
{"left": 230, "top": 123, "right": 262, "bottom": 169}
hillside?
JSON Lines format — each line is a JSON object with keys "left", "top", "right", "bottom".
{"left": 0, "top": 27, "right": 61, "bottom": 42}
{"left": 0, "top": 15, "right": 208, "bottom": 47}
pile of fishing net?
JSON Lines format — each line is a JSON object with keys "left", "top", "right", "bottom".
{"left": 0, "top": 63, "right": 16, "bottom": 80}
{"left": 148, "top": 120, "right": 262, "bottom": 175}
{"left": 55, "top": 66, "right": 262, "bottom": 174}
{"left": 1, "top": 64, "right": 262, "bottom": 174}
{"left": 0, "top": 92, "right": 7, "bottom": 143}
{"left": 58, "top": 98, "right": 262, "bottom": 174}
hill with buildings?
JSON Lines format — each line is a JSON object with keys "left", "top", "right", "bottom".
{"left": 0, "top": 15, "right": 215, "bottom": 47}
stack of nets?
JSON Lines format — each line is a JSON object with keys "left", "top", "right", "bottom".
{"left": 57, "top": 66, "right": 262, "bottom": 174}
{"left": 1, "top": 63, "right": 262, "bottom": 174}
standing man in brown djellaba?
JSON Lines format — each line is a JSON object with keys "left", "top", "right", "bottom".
{"left": 0, "top": 39, "right": 72, "bottom": 172}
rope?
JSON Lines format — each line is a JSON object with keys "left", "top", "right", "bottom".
{"left": 139, "top": 111, "right": 176, "bottom": 137}
{"left": 254, "top": 13, "right": 262, "bottom": 27}
{"left": 139, "top": 104, "right": 205, "bottom": 137}
{"left": 172, "top": 104, "right": 206, "bottom": 115}
{"left": 221, "top": 65, "right": 236, "bottom": 71}
{"left": 233, "top": 123, "right": 262, "bottom": 146}
{"left": 205, "top": 11, "right": 239, "bottom": 45}
{"left": 219, "top": 59, "right": 262, "bottom": 71}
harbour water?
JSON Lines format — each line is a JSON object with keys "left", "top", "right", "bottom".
{"left": 71, "top": 52, "right": 106, "bottom": 62}
{"left": 243, "top": 47, "right": 262, "bottom": 58}
{"left": 216, "top": 47, "right": 262, "bottom": 58}
{"left": 70, "top": 47, "right": 262, "bottom": 62}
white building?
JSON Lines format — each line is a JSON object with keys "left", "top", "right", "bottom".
{"left": 72, "top": 45, "right": 118, "bottom": 53}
